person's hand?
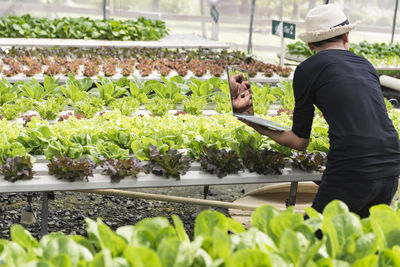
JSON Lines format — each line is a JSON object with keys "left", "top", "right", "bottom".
{"left": 232, "top": 83, "right": 252, "bottom": 113}
{"left": 238, "top": 117, "right": 264, "bottom": 132}
{"left": 229, "top": 73, "right": 244, "bottom": 98}
{"left": 230, "top": 73, "right": 252, "bottom": 113}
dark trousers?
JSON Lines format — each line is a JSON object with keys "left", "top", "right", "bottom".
{"left": 311, "top": 175, "right": 399, "bottom": 218}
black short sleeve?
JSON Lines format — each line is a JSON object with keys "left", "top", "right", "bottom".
{"left": 291, "top": 66, "right": 315, "bottom": 139}
{"left": 289, "top": 49, "right": 400, "bottom": 180}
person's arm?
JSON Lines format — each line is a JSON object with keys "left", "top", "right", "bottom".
{"left": 239, "top": 65, "right": 314, "bottom": 151}
{"left": 239, "top": 120, "right": 309, "bottom": 151}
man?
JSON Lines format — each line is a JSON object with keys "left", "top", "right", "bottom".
{"left": 241, "top": 4, "right": 400, "bottom": 217}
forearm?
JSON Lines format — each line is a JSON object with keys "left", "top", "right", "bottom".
{"left": 256, "top": 128, "right": 309, "bottom": 151}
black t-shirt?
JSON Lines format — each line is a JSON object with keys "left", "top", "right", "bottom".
{"left": 292, "top": 49, "right": 400, "bottom": 180}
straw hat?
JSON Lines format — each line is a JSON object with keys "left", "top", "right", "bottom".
{"left": 298, "top": 4, "right": 359, "bottom": 43}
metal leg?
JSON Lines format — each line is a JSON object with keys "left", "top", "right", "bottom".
{"left": 203, "top": 185, "right": 209, "bottom": 199}
{"left": 40, "top": 192, "right": 49, "bottom": 237}
{"left": 286, "top": 181, "right": 298, "bottom": 207}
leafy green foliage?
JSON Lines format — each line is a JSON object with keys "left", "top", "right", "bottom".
{"left": 151, "top": 76, "right": 187, "bottom": 105}
{"left": 48, "top": 155, "right": 96, "bottom": 182}
{"left": 287, "top": 40, "right": 400, "bottom": 67}
{"left": 0, "top": 102, "right": 24, "bottom": 120}
{"left": 2, "top": 201, "right": 400, "bottom": 266}
{"left": 287, "top": 41, "right": 315, "bottom": 57}
{"left": 91, "top": 76, "right": 128, "bottom": 105}
{"left": 145, "top": 145, "right": 192, "bottom": 179}
{"left": 213, "top": 93, "right": 231, "bottom": 114}
{"left": 17, "top": 78, "right": 58, "bottom": 101}
{"left": 59, "top": 82, "right": 89, "bottom": 104}
{"left": 183, "top": 94, "right": 207, "bottom": 115}
{"left": 66, "top": 74, "right": 93, "bottom": 92}
{"left": 73, "top": 99, "right": 102, "bottom": 119}
{"left": 189, "top": 77, "right": 220, "bottom": 99}
{"left": 0, "top": 156, "right": 34, "bottom": 183}
{"left": 200, "top": 146, "right": 243, "bottom": 178}
{"left": 146, "top": 96, "right": 173, "bottom": 116}
{"left": 95, "top": 141, "right": 129, "bottom": 161}
{"left": 100, "top": 157, "right": 145, "bottom": 183}
{"left": 35, "top": 97, "right": 66, "bottom": 120}
{"left": 275, "top": 80, "right": 295, "bottom": 111}
{"left": 128, "top": 77, "right": 151, "bottom": 103}
{"left": 242, "top": 147, "right": 285, "bottom": 175}
{"left": 108, "top": 97, "right": 140, "bottom": 116}
{"left": 0, "top": 78, "right": 19, "bottom": 106}
{"left": 0, "top": 14, "right": 168, "bottom": 41}
{"left": 350, "top": 41, "right": 400, "bottom": 59}
{"left": 290, "top": 151, "right": 326, "bottom": 172}
{"left": 251, "top": 83, "right": 277, "bottom": 115}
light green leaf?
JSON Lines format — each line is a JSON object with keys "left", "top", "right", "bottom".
{"left": 157, "top": 239, "right": 180, "bottom": 267}
{"left": 10, "top": 224, "right": 38, "bottom": 250}
{"left": 251, "top": 205, "right": 279, "bottom": 240}
{"left": 89, "top": 248, "right": 112, "bottom": 267}
{"left": 124, "top": 246, "right": 162, "bottom": 267}
{"left": 279, "top": 229, "right": 301, "bottom": 265}
{"left": 230, "top": 248, "right": 272, "bottom": 267}
{"left": 322, "top": 200, "right": 349, "bottom": 219}
{"left": 172, "top": 215, "right": 189, "bottom": 242}
{"left": 194, "top": 210, "right": 228, "bottom": 239}
{"left": 353, "top": 255, "right": 378, "bottom": 267}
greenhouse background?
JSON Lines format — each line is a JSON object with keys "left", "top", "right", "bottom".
{"left": 0, "top": 0, "right": 398, "bottom": 59}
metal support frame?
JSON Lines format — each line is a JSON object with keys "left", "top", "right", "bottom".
{"left": 279, "top": 1, "right": 284, "bottom": 68}
{"left": 392, "top": 0, "right": 399, "bottom": 43}
{"left": 200, "top": 0, "right": 206, "bottom": 38}
{"left": 203, "top": 185, "right": 209, "bottom": 199}
{"left": 211, "top": 11, "right": 219, "bottom": 41}
{"left": 103, "top": 0, "right": 107, "bottom": 20}
{"left": 286, "top": 181, "right": 298, "bottom": 207}
{"left": 247, "top": 0, "right": 256, "bottom": 54}
{"left": 324, "top": 0, "right": 329, "bottom": 4}
{"left": 40, "top": 192, "right": 49, "bottom": 237}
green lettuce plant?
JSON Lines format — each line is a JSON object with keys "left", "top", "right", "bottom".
{"left": 183, "top": 94, "right": 207, "bottom": 115}
{"left": 0, "top": 103, "right": 24, "bottom": 120}
{"left": 73, "top": 99, "right": 101, "bottom": 119}
{"left": 108, "top": 97, "right": 140, "bottom": 116}
{"left": 146, "top": 96, "right": 173, "bottom": 116}
{"left": 35, "top": 97, "right": 66, "bottom": 120}
{"left": 0, "top": 14, "right": 168, "bottom": 41}
{"left": 0, "top": 78, "right": 20, "bottom": 106}
{"left": 91, "top": 76, "right": 128, "bottom": 105}
{"left": 18, "top": 78, "right": 58, "bottom": 101}
{"left": 2, "top": 200, "right": 400, "bottom": 266}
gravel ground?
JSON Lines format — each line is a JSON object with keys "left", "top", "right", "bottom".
{"left": 0, "top": 184, "right": 253, "bottom": 240}
{"left": 1, "top": 183, "right": 399, "bottom": 240}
